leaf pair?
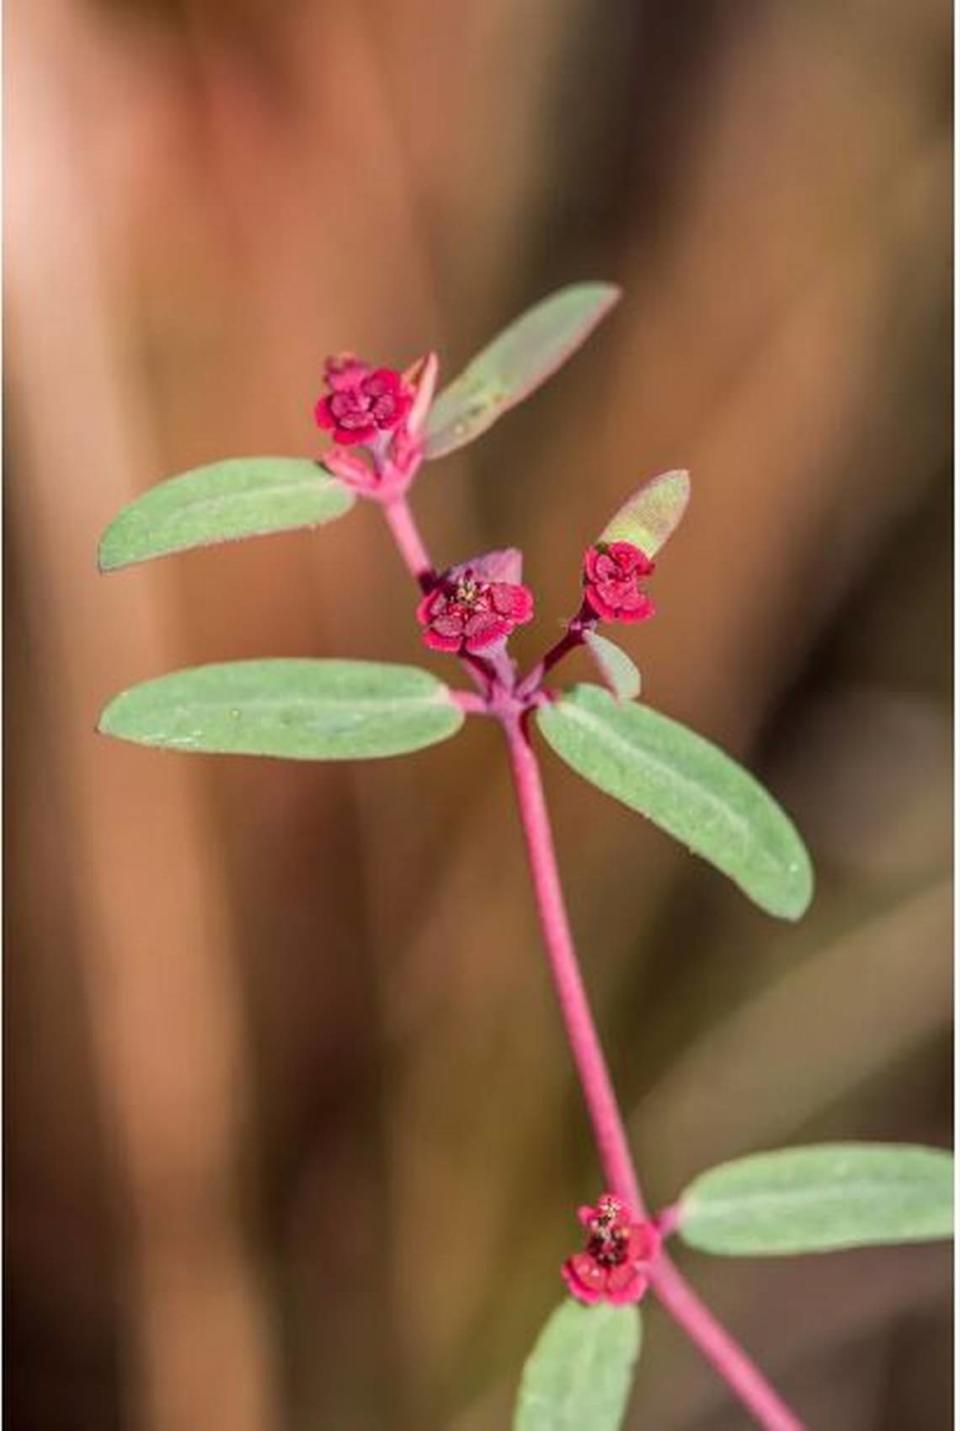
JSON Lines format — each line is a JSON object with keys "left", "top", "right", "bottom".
{"left": 98, "top": 661, "right": 812, "bottom": 921}
{"left": 516, "top": 1142, "right": 953, "bottom": 1430}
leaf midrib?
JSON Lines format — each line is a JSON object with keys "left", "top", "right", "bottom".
{"left": 133, "top": 693, "right": 448, "bottom": 714}
{"left": 688, "top": 1176, "right": 949, "bottom": 1221}
{"left": 118, "top": 476, "right": 343, "bottom": 523}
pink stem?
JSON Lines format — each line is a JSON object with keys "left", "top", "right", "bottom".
{"left": 501, "top": 711, "right": 804, "bottom": 1431}
{"left": 502, "top": 713, "right": 642, "bottom": 1209}
{"left": 383, "top": 494, "right": 434, "bottom": 589}
{"left": 451, "top": 690, "right": 489, "bottom": 716}
{"left": 649, "top": 1257, "right": 803, "bottom": 1431}
{"left": 377, "top": 493, "right": 804, "bottom": 1431}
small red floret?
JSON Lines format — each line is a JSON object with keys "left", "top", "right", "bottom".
{"left": 561, "top": 1193, "right": 660, "bottom": 1307}
{"left": 315, "top": 361, "right": 413, "bottom": 446}
{"left": 416, "top": 570, "right": 534, "bottom": 655}
{"left": 583, "top": 541, "right": 656, "bottom": 623}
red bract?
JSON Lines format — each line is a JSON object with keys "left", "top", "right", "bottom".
{"left": 583, "top": 541, "right": 655, "bottom": 623}
{"left": 561, "top": 1193, "right": 660, "bottom": 1307}
{"left": 416, "top": 570, "right": 534, "bottom": 654}
{"left": 315, "top": 361, "right": 413, "bottom": 446}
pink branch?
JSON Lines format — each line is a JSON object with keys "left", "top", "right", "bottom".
{"left": 650, "top": 1257, "right": 803, "bottom": 1431}
{"left": 376, "top": 489, "right": 804, "bottom": 1431}
{"left": 383, "top": 494, "right": 434, "bottom": 589}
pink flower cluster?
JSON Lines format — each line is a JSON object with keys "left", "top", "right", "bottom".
{"left": 315, "top": 356, "right": 413, "bottom": 447}
{"left": 562, "top": 1193, "right": 660, "bottom": 1306}
{"left": 312, "top": 351, "right": 662, "bottom": 661}
{"left": 583, "top": 542, "right": 655, "bottom": 623}
{"left": 417, "top": 569, "right": 534, "bottom": 654}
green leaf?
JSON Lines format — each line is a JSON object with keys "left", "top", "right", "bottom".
{"left": 536, "top": 684, "right": 813, "bottom": 919}
{"left": 514, "top": 1301, "right": 641, "bottom": 1431}
{"left": 426, "top": 283, "right": 621, "bottom": 459}
{"left": 98, "top": 659, "right": 464, "bottom": 760}
{"left": 678, "top": 1143, "right": 954, "bottom": 1256}
{"left": 599, "top": 469, "right": 690, "bottom": 558}
{"left": 98, "top": 457, "right": 355, "bottom": 571}
{"left": 583, "top": 631, "right": 641, "bottom": 701}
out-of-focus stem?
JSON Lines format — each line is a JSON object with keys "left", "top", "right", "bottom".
{"left": 383, "top": 494, "right": 433, "bottom": 589}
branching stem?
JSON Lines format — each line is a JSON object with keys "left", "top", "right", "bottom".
{"left": 376, "top": 481, "right": 804, "bottom": 1431}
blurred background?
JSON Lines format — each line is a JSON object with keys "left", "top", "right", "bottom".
{"left": 5, "top": 0, "right": 953, "bottom": 1427}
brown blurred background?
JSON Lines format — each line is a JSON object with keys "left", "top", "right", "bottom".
{"left": 5, "top": 0, "right": 953, "bottom": 1427}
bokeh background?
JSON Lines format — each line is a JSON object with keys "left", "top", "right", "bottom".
{"left": 6, "top": 0, "right": 953, "bottom": 1427}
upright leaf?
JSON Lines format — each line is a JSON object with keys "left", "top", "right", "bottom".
{"left": 583, "top": 631, "right": 641, "bottom": 701}
{"left": 98, "top": 659, "right": 464, "bottom": 760}
{"left": 679, "top": 1144, "right": 954, "bottom": 1255}
{"left": 536, "top": 684, "right": 813, "bottom": 919}
{"left": 599, "top": 469, "right": 691, "bottom": 558}
{"left": 98, "top": 457, "right": 355, "bottom": 571}
{"left": 514, "top": 1301, "right": 641, "bottom": 1431}
{"left": 426, "top": 283, "right": 621, "bottom": 459}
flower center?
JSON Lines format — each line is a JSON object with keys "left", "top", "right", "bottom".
{"left": 454, "top": 578, "right": 485, "bottom": 607}
{"left": 583, "top": 1196, "right": 632, "bottom": 1266}
{"left": 587, "top": 1224, "right": 631, "bottom": 1268}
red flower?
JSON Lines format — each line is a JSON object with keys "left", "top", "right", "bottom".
{"left": 562, "top": 1194, "right": 660, "bottom": 1307}
{"left": 583, "top": 542, "right": 655, "bottom": 623}
{"left": 315, "top": 360, "right": 413, "bottom": 446}
{"left": 417, "top": 567, "right": 534, "bottom": 654}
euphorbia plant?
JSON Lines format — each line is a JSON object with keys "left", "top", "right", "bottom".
{"left": 97, "top": 285, "right": 953, "bottom": 1428}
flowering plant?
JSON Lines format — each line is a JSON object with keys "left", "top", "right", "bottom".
{"left": 97, "top": 285, "right": 952, "bottom": 1429}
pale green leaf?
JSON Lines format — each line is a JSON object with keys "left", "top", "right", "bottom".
{"left": 98, "top": 659, "right": 463, "bottom": 760}
{"left": 679, "top": 1143, "right": 954, "bottom": 1255}
{"left": 536, "top": 684, "right": 813, "bottom": 919}
{"left": 514, "top": 1301, "right": 641, "bottom": 1431}
{"left": 426, "top": 283, "right": 620, "bottom": 459}
{"left": 98, "top": 457, "right": 355, "bottom": 571}
{"left": 583, "top": 631, "right": 641, "bottom": 701}
{"left": 599, "top": 469, "right": 690, "bottom": 557}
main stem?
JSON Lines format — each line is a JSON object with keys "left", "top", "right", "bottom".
{"left": 501, "top": 713, "right": 803, "bottom": 1431}
{"left": 502, "top": 712, "right": 641, "bottom": 1210}
{"left": 379, "top": 483, "right": 802, "bottom": 1431}
{"left": 383, "top": 494, "right": 433, "bottom": 589}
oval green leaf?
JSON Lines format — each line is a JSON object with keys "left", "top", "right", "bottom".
{"left": 426, "top": 283, "right": 621, "bottom": 459}
{"left": 536, "top": 684, "right": 813, "bottom": 919}
{"left": 583, "top": 631, "right": 641, "bottom": 702}
{"left": 599, "top": 469, "right": 691, "bottom": 558}
{"left": 514, "top": 1301, "right": 641, "bottom": 1431}
{"left": 98, "top": 659, "right": 464, "bottom": 760}
{"left": 98, "top": 457, "right": 355, "bottom": 571}
{"left": 678, "top": 1143, "right": 954, "bottom": 1256}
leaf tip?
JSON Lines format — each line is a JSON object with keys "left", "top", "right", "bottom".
{"left": 599, "top": 468, "right": 692, "bottom": 556}
{"left": 595, "top": 280, "right": 623, "bottom": 308}
{"left": 779, "top": 857, "right": 816, "bottom": 921}
{"left": 96, "top": 520, "right": 124, "bottom": 572}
